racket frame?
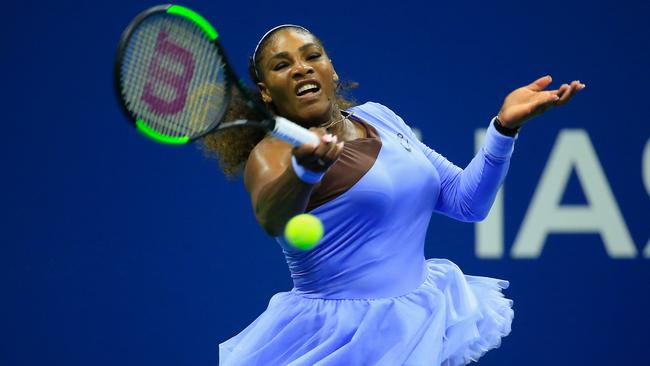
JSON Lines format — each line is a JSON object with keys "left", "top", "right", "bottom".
{"left": 115, "top": 4, "right": 315, "bottom": 146}
{"left": 115, "top": 4, "right": 274, "bottom": 144}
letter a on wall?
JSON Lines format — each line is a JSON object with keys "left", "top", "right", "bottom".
{"left": 511, "top": 130, "right": 637, "bottom": 258}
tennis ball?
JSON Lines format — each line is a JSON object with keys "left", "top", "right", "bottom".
{"left": 284, "top": 214, "right": 324, "bottom": 250}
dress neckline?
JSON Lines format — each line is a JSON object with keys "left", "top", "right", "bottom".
{"left": 347, "top": 112, "right": 380, "bottom": 142}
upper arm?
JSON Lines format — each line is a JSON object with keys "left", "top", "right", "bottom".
{"left": 243, "top": 137, "right": 292, "bottom": 212}
{"left": 368, "top": 104, "right": 504, "bottom": 221}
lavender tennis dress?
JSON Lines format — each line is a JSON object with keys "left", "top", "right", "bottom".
{"left": 219, "top": 102, "right": 514, "bottom": 365}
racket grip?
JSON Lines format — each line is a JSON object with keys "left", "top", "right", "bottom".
{"left": 272, "top": 117, "right": 320, "bottom": 146}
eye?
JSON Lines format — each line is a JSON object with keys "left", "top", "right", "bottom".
{"left": 307, "top": 53, "right": 321, "bottom": 60}
{"left": 273, "top": 62, "right": 288, "bottom": 71}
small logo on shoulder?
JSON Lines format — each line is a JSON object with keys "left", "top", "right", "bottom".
{"left": 396, "top": 133, "right": 412, "bottom": 152}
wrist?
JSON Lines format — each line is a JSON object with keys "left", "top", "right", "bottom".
{"left": 494, "top": 116, "right": 520, "bottom": 137}
{"left": 291, "top": 155, "right": 326, "bottom": 184}
{"left": 484, "top": 117, "right": 517, "bottom": 158}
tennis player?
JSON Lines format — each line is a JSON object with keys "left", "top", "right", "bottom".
{"left": 204, "top": 25, "right": 584, "bottom": 365}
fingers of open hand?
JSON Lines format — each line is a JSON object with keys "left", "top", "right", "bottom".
{"left": 543, "top": 90, "right": 561, "bottom": 104}
{"left": 501, "top": 77, "right": 585, "bottom": 127}
{"left": 528, "top": 75, "right": 553, "bottom": 91}
{"left": 554, "top": 80, "right": 585, "bottom": 106}
{"left": 528, "top": 90, "right": 559, "bottom": 112}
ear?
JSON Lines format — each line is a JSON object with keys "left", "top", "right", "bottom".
{"left": 330, "top": 59, "right": 339, "bottom": 83}
{"left": 257, "top": 82, "right": 272, "bottom": 104}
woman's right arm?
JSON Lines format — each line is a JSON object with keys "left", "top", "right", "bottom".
{"left": 244, "top": 132, "right": 344, "bottom": 236}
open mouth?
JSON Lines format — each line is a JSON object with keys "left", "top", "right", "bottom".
{"left": 295, "top": 82, "right": 321, "bottom": 97}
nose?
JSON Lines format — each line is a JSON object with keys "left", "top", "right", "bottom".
{"left": 291, "top": 60, "right": 314, "bottom": 79}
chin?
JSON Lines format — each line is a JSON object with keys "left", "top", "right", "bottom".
{"left": 294, "top": 100, "right": 334, "bottom": 126}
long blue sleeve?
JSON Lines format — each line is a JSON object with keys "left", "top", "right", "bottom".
{"left": 406, "top": 118, "right": 516, "bottom": 222}
{"left": 223, "top": 101, "right": 515, "bottom": 365}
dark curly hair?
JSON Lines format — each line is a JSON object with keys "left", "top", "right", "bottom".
{"left": 200, "top": 26, "right": 357, "bottom": 178}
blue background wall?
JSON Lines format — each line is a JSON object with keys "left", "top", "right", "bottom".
{"left": 3, "top": 0, "right": 649, "bottom": 365}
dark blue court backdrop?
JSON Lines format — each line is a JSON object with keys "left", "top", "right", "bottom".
{"left": 2, "top": 0, "right": 649, "bottom": 365}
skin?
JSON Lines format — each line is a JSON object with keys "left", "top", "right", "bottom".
{"left": 244, "top": 29, "right": 354, "bottom": 236}
{"left": 498, "top": 75, "right": 585, "bottom": 128}
{"left": 244, "top": 28, "right": 585, "bottom": 236}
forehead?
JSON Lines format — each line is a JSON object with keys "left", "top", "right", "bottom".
{"left": 263, "top": 28, "right": 319, "bottom": 56}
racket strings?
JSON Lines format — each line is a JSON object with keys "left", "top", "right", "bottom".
{"left": 120, "top": 14, "right": 228, "bottom": 139}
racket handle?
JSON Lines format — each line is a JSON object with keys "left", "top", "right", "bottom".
{"left": 272, "top": 117, "right": 320, "bottom": 146}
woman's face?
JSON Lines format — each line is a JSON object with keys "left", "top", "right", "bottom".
{"left": 257, "top": 28, "right": 339, "bottom": 126}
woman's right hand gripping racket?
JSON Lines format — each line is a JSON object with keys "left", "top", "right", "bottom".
{"left": 114, "top": 4, "right": 319, "bottom": 146}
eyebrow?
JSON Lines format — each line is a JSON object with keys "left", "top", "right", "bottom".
{"left": 267, "top": 43, "right": 320, "bottom": 63}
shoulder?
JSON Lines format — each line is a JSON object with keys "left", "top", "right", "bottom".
{"left": 348, "top": 101, "right": 411, "bottom": 133}
{"left": 348, "top": 101, "right": 400, "bottom": 119}
{"left": 243, "top": 135, "right": 292, "bottom": 193}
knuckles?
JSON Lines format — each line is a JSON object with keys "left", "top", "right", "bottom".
{"left": 292, "top": 131, "right": 343, "bottom": 172}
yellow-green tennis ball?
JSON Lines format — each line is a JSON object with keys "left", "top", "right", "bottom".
{"left": 284, "top": 214, "right": 324, "bottom": 250}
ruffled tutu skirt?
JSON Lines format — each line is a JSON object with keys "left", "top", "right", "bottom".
{"left": 219, "top": 259, "right": 513, "bottom": 365}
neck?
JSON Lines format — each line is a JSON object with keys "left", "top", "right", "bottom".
{"left": 321, "top": 107, "right": 344, "bottom": 130}
{"left": 322, "top": 109, "right": 360, "bottom": 141}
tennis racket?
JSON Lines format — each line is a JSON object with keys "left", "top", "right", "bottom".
{"left": 114, "top": 4, "right": 319, "bottom": 146}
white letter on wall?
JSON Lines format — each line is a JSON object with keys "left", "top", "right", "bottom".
{"left": 641, "top": 139, "right": 650, "bottom": 258}
{"left": 474, "top": 129, "right": 504, "bottom": 258}
{"left": 511, "top": 130, "right": 636, "bottom": 258}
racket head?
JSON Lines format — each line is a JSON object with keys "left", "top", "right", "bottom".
{"left": 115, "top": 5, "right": 233, "bottom": 144}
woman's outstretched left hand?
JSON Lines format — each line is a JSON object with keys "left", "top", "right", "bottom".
{"left": 497, "top": 75, "right": 585, "bottom": 129}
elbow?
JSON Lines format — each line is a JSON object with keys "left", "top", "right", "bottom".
{"left": 263, "top": 225, "right": 282, "bottom": 237}
{"left": 470, "top": 210, "right": 490, "bottom": 222}
{"left": 254, "top": 207, "right": 285, "bottom": 237}
{"left": 257, "top": 216, "right": 284, "bottom": 237}
{"left": 459, "top": 212, "right": 488, "bottom": 223}
{"left": 459, "top": 203, "right": 490, "bottom": 222}
{"left": 258, "top": 218, "right": 275, "bottom": 236}
{"left": 469, "top": 204, "right": 492, "bottom": 221}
